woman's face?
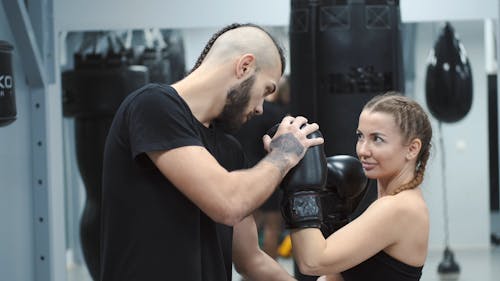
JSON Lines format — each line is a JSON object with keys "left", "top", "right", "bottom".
{"left": 356, "top": 110, "right": 410, "bottom": 181}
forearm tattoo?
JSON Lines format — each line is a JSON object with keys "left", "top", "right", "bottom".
{"left": 264, "top": 133, "right": 304, "bottom": 176}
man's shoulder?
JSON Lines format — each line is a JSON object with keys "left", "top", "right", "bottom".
{"left": 130, "top": 83, "right": 177, "bottom": 100}
{"left": 123, "top": 83, "right": 185, "bottom": 111}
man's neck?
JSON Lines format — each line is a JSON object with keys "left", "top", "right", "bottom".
{"left": 172, "top": 69, "right": 230, "bottom": 127}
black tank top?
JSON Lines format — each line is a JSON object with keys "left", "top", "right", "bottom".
{"left": 341, "top": 251, "right": 423, "bottom": 281}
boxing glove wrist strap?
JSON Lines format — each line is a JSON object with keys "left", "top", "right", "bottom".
{"left": 281, "top": 190, "right": 323, "bottom": 229}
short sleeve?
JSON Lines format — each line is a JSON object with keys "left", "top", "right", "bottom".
{"left": 126, "top": 85, "right": 203, "bottom": 160}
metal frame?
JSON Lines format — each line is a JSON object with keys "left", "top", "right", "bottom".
{"left": 1, "top": 0, "right": 62, "bottom": 280}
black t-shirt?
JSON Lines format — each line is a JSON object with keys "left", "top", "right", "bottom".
{"left": 100, "top": 83, "right": 245, "bottom": 281}
{"left": 341, "top": 251, "right": 423, "bottom": 281}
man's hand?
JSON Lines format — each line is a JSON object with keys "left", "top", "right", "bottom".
{"left": 263, "top": 116, "right": 324, "bottom": 172}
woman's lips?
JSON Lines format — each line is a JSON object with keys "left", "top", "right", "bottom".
{"left": 362, "top": 162, "right": 376, "bottom": 171}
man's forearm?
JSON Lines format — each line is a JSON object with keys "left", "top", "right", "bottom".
{"left": 223, "top": 153, "right": 293, "bottom": 224}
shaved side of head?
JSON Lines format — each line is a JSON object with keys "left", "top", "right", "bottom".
{"left": 203, "top": 26, "right": 280, "bottom": 71}
{"left": 190, "top": 23, "right": 285, "bottom": 75}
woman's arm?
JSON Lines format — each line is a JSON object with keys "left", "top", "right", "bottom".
{"left": 291, "top": 197, "right": 403, "bottom": 276}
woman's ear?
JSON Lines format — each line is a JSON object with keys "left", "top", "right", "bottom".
{"left": 406, "top": 138, "right": 422, "bottom": 161}
{"left": 235, "top": 53, "right": 255, "bottom": 78}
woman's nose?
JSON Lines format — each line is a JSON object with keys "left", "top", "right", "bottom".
{"left": 356, "top": 141, "right": 369, "bottom": 158}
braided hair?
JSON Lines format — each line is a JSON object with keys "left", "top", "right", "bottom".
{"left": 188, "top": 23, "right": 286, "bottom": 74}
{"left": 363, "top": 92, "right": 433, "bottom": 195}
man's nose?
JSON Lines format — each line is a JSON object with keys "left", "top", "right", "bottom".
{"left": 255, "top": 102, "right": 264, "bottom": 115}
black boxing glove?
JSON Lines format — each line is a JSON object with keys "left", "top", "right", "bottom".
{"left": 320, "top": 155, "right": 368, "bottom": 237}
{"left": 266, "top": 124, "right": 328, "bottom": 229}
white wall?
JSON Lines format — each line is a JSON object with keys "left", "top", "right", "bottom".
{"left": 54, "top": 0, "right": 498, "bottom": 32}
{"left": 55, "top": 0, "right": 291, "bottom": 31}
{"left": 498, "top": 0, "right": 500, "bottom": 220}
{"left": 412, "top": 21, "right": 491, "bottom": 249}
{"left": 401, "top": 0, "right": 498, "bottom": 22}
{"left": 0, "top": 6, "right": 35, "bottom": 281}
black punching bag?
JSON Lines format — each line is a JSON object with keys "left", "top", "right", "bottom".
{"left": 425, "top": 22, "right": 473, "bottom": 123}
{"left": 290, "top": 0, "right": 404, "bottom": 157}
{"left": 290, "top": 1, "right": 404, "bottom": 280}
{"left": 62, "top": 51, "right": 149, "bottom": 280}
{"left": 0, "top": 41, "right": 16, "bottom": 127}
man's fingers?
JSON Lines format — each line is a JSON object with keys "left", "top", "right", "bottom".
{"left": 307, "top": 136, "right": 325, "bottom": 146}
{"left": 292, "top": 116, "right": 308, "bottom": 128}
{"left": 300, "top": 122, "right": 320, "bottom": 135}
{"left": 281, "top": 115, "right": 295, "bottom": 125}
{"left": 262, "top": 134, "right": 272, "bottom": 152}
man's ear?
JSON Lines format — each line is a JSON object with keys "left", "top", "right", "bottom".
{"left": 406, "top": 138, "right": 422, "bottom": 161}
{"left": 235, "top": 53, "right": 255, "bottom": 78}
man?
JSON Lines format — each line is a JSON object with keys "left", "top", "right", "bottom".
{"left": 100, "top": 23, "right": 324, "bottom": 281}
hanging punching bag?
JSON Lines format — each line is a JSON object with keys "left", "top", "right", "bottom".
{"left": 290, "top": 0, "right": 404, "bottom": 157}
{"left": 0, "top": 40, "right": 16, "bottom": 127}
{"left": 62, "top": 50, "right": 149, "bottom": 281}
{"left": 425, "top": 22, "right": 473, "bottom": 123}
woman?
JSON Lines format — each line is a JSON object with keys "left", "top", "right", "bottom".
{"left": 290, "top": 92, "right": 433, "bottom": 281}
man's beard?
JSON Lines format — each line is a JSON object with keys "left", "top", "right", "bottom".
{"left": 215, "top": 75, "right": 256, "bottom": 133}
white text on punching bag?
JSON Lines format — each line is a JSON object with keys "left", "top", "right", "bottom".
{"left": 0, "top": 75, "right": 13, "bottom": 97}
